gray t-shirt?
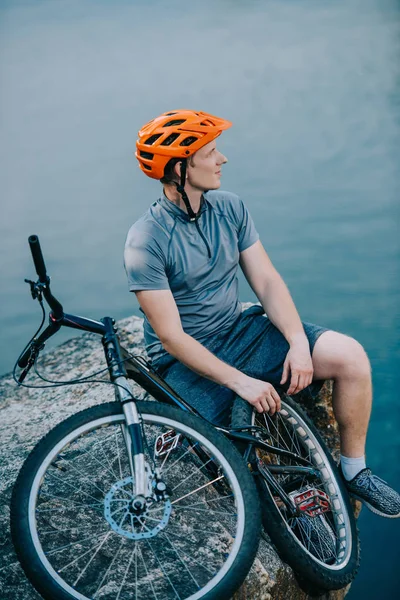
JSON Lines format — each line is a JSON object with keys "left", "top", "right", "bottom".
{"left": 124, "top": 190, "right": 260, "bottom": 366}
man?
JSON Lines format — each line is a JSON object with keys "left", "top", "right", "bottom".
{"left": 124, "top": 109, "right": 400, "bottom": 518}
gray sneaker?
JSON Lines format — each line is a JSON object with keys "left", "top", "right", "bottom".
{"left": 341, "top": 466, "right": 400, "bottom": 518}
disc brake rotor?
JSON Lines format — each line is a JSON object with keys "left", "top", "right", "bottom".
{"left": 104, "top": 476, "right": 171, "bottom": 540}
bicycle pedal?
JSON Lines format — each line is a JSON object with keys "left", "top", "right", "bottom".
{"left": 290, "top": 487, "right": 331, "bottom": 517}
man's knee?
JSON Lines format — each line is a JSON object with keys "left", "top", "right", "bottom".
{"left": 312, "top": 331, "right": 371, "bottom": 380}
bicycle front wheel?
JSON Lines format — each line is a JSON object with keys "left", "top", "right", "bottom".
{"left": 231, "top": 394, "right": 360, "bottom": 591}
{"left": 11, "top": 401, "right": 261, "bottom": 600}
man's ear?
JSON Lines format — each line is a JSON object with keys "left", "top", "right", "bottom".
{"left": 173, "top": 161, "right": 182, "bottom": 179}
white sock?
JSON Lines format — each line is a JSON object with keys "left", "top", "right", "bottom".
{"left": 340, "top": 454, "right": 366, "bottom": 481}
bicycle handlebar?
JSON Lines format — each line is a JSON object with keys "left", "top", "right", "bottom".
{"left": 17, "top": 236, "right": 65, "bottom": 373}
{"left": 29, "top": 235, "right": 49, "bottom": 283}
{"left": 27, "top": 235, "right": 64, "bottom": 319}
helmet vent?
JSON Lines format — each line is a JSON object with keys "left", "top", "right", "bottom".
{"left": 163, "top": 119, "right": 185, "bottom": 127}
{"left": 201, "top": 120, "right": 213, "bottom": 126}
{"left": 180, "top": 136, "right": 197, "bottom": 147}
{"left": 165, "top": 112, "right": 177, "bottom": 116}
{"left": 139, "top": 151, "right": 154, "bottom": 159}
{"left": 161, "top": 133, "right": 180, "bottom": 146}
{"left": 143, "top": 163, "right": 152, "bottom": 170}
{"left": 144, "top": 134, "right": 162, "bottom": 145}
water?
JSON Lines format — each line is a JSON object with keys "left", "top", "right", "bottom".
{"left": 0, "top": 0, "right": 399, "bottom": 597}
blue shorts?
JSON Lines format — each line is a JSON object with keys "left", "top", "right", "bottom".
{"left": 153, "top": 304, "right": 330, "bottom": 426}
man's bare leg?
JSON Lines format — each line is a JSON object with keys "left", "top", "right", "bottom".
{"left": 331, "top": 366, "right": 372, "bottom": 458}
{"left": 311, "top": 330, "right": 372, "bottom": 457}
{"left": 310, "top": 330, "right": 400, "bottom": 518}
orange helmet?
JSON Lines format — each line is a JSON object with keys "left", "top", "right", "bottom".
{"left": 135, "top": 109, "right": 232, "bottom": 180}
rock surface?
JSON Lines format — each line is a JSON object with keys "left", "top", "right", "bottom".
{"left": 0, "top": 304, "right": 358, "bottom": 599}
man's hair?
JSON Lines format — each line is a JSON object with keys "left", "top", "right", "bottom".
{"left": 160, "top": 155, "right": 196, "bottom": 185}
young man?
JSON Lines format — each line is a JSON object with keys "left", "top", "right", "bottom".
{"left": 124, "top": 109, "right": 400, "bottom": 518}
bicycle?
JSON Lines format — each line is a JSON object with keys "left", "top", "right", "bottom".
{"left": 10, "top": 235, "right": 261, "bottom": 600}
{"left": 10, "top": 235, "right": 360, "bottom": 600}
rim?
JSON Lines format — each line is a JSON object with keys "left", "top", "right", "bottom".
{"left": 252, "top": 399, "right": 353, "bottom": 570}
{"left": 27, "top": 412, "right": 246, "bottom": 600}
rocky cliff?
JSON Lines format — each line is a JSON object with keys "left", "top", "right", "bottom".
{"left": 0, "top": 305, "right": 359, "bottom": 599}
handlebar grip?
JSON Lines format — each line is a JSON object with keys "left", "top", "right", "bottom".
{"left": 18, "top": 346, "right": 32, "bottom": 369}
{"left": 29, "top": 235, "right": 48, "bottom": 283}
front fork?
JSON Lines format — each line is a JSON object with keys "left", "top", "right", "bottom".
{"left": 102, "top": 316, "right": 149, "bottom": 499}
{"left": 114, "top": 376, "right": 149, "bottom": 498}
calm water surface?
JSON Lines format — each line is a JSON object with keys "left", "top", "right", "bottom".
{"left": 0, "top": 1, "right": 399, "bottom": 597}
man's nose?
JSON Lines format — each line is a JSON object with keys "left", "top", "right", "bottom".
{"left": 218, "top": 153, "right": 228, "bottom": 164}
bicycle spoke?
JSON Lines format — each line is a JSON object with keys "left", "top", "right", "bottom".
{"left": 173, "top": 505, "right": 234, "bottom": 516}
{"left": 41, "top": 525, "right": 105, "bottom": 536}
{"left": 62, "top": 428, "right": 121, "bottom": 482}
{"left": 161, "top": 442, "right": 199, "bottom": 475}
{"left": 147, "top": 493, "right": 234, "bottom": 516}
{"left": 171, "top": 494, "right": 234, "bottom": 509}
{"left": 58, "top": 428, "right": 118, "bottom": 473}
{"left": 57, "top": 532, "right": 110, "bottom": 571}
{"left": 159, "top": 436, "right": 187, "bottom": 473}
{"left": 137, "top": 543, "right": 159, "bottom": 600}
{"left": 45, "top": 530, "right": 109, "bottom": 557}
{"left": 92, "top": 538, "right": 125, "bottom": 598}
{"left": 162, "top": 532, "right": 200, "bottom": 589}
{"left": 134, "top": 540, "right": 138, "bottom": 600}
{"left": 171, "top": 475, "right": 225, "bottom": 504}
{"left": 262, "top": 413, "right": 291, "bottom": 453}
{"left": 73, "top": 532, "right": 112, "bottom": 586}
{"left": 167, "top": 522, "right": 226, "bottom": 536}
{"left": 45, "top": 470, "right": 102, "bottom": 504}
{"left": 116, "top": 545, "right": 137, "bottom": 600}
{"left": 37, "top": 490, "right": 102, "bottom": 508}
{"left": 277, "top": 414, "right": 302, "bottom": 456}
{"left": 36, "top": 503, "right": 103, "bottom": 513}
{"left": 96, "top": 428, "right": 125, "bottom": 476}
{"left": 146, "top": 538, "right": 182, "bottom": 600}
{"left": 162, "top": 531, "right": 215, "bottom": 577}
{"left": 171, "top": 458, "right": 213, "bottom": 491}
{"left": 74, "top": 439, "right": 119, "bottom": 482}
{"left": 55, "top": 456, "right": 108, "bottom": 496}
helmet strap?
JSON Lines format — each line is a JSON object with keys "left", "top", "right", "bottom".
{"left": 176, "top": 159, "right": 198, "bottom": 222}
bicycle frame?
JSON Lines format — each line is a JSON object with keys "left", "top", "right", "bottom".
{"left": 20, "top": 306, "right": 319, "bottom": 515}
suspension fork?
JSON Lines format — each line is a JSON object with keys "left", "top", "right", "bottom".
{"left": 115, "top": 379, "right": 148, "bottom": 498}
{"left": 102, "top": 317, "right": 148, "bottom": 498}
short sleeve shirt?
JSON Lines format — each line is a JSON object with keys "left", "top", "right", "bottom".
{"left": 124, "top": 190, "right": 260, "bottom": 366}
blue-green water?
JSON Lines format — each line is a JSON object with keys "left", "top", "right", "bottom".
{"left": 0, "top": 0, "right": 399, "bottom": 597}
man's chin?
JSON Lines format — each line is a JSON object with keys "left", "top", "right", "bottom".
{"left": 208, "top": 180, "right": 221, "bottom": 190}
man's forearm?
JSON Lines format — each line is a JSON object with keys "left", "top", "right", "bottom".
{"left": 258, "top": 275, "right": 307, "bottom": 345}
{"left": 163, "top": 332, "right": 244, "bottom": 393}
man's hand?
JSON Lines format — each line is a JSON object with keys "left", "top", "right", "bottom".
{"left": 233, "top": 374, "right": 281, "bottom": 415}
{"left": 281, "top": 337, "right": 314, "bottom": 395}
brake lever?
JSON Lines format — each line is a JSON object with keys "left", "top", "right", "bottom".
{"left": 24, "top": 278, "right": 48, "bottom": 302}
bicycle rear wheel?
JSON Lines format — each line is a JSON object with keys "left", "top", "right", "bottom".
{"left": 11, "top": 401, "right": 261, "bottom": 600}
{"left": 231, "top": 394, "right": 360, "bottom": 591}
